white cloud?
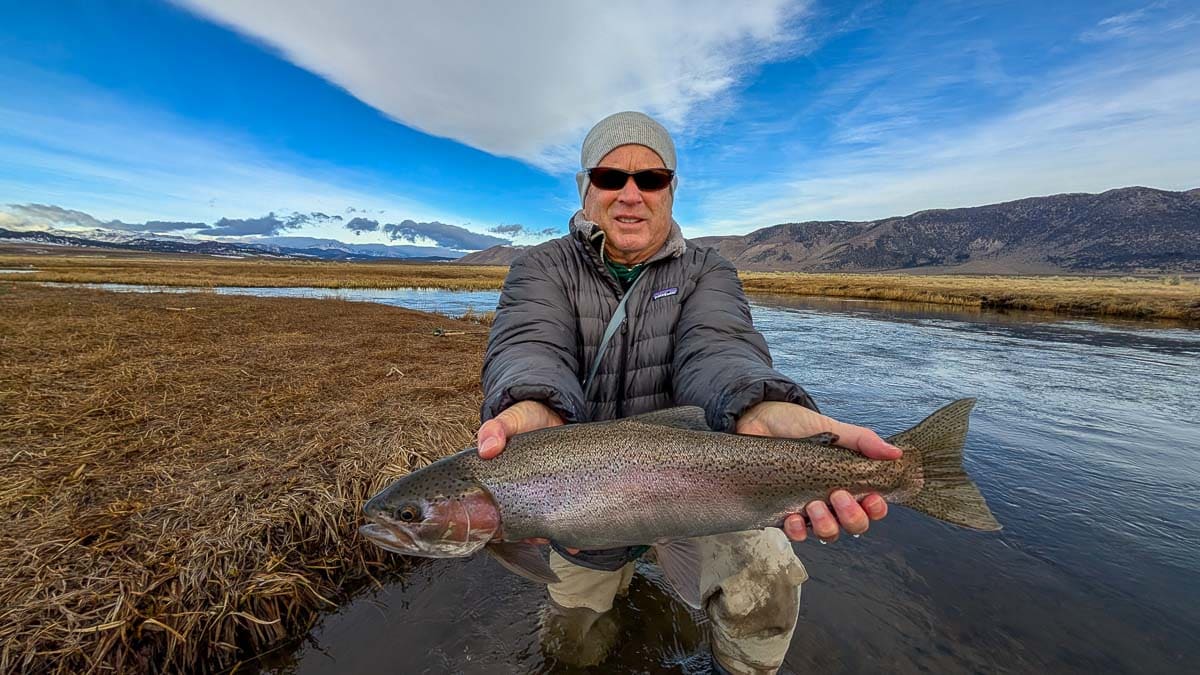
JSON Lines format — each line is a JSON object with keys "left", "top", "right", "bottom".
{"left": 0, "top": 73, "right": 469, "bottom": 242}
{"left": 1080, "top": 3, "right": 1197, "bottom": 43}
{"left": 175, "top": 0, "right": 808, "bottom": 171}
{"left": 693, "top": 42, "right": 1200, "bottom": 233}
{"left": 1081, "top": 8, "right": 1151, "bottom": 42}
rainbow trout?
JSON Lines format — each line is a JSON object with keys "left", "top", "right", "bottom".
{"left": 360, "top": 399, "right": 1000, "bottom": 607}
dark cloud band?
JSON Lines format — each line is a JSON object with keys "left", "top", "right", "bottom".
{"left": 382, "top": 219, "right": 507, "bottom": 250}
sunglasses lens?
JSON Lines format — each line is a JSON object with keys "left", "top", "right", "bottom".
{"left": 589, "top": 167, "right": 629, "bottom": 190}
{"left": 588, "top": 168, "right": 674, "bottom": 192}
{"left": 633, "top": 169, "right": 673, "bottom": 191}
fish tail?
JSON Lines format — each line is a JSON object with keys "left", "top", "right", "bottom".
{"left": 887, "top": 398, "right": 1002, "bottom": 531}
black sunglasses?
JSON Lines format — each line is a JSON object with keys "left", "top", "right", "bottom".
{"left": 588, "top": 167, "right": 675, "bottom": 192}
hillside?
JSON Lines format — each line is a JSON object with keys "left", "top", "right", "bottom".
{"left": 708, "top": 186, "right": 1199, "bottom": 273}
{"left": 455, "top": 245, "right": 531, "bottom": 265}
{"left": 456, "top": 187, "right": 1200, "bottom": 273}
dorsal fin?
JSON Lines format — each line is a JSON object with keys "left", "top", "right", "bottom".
{"left": 620, "top": 406, "right": 711, "bottom": 431}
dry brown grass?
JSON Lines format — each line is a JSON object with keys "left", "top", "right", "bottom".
{"left": 739, "top": 272, "right": 1200, "bottom": 323}
{"left": 0, "top": 251, "right": 508, "bottom": 290}
{"left": 0, "top": 283, "right": 489, "bottom": 673}
{"left": 3, "top": 250, "right": 1197, "bottom": 323}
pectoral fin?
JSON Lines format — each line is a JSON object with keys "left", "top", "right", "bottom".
{"left": 653, "top": 539, "right": 704, "bottom": 609}
{"left": 486, "top": 542, "right": 560, "bottom": 584}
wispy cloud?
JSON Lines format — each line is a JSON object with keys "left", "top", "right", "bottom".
{"left": 175, "top": 0, "right": 810, "bottom": 171}
{"left": 1080, "top": 2, "right": 1198, "bottom": 42}
{"left": 692, "top": 17, "right": 1200, "bottom": 234}
{"left": 1081, "top": 8, "right": 1152, "bottom": 42}
{"left": 0, "top": 202, "right": 205, "bottom": 234}
{"left": 4, "top": 203, "right": 113, "bottom": 230}
{"left": 488, "top": 223, "right": 560, "bottom": 241}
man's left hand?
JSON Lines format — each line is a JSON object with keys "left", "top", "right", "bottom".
{"left": 737, "top": 401, "right": 902, "bottom": 543}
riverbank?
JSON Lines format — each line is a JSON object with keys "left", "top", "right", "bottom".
{"left": 738, "top": 271, "right": 1200, "bottom": 322}
{"left": 0, "top": 248, "right": 510, "bottom": 290}
{"left": 0, "top": 284, "right": 486, "bottom": 673}
{"left": 2, "top": 249, "right": 1198, "bottom": 322}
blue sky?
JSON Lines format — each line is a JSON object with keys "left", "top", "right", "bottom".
{"left": 1, "top": 0, "right": 1197, "bottom": 249}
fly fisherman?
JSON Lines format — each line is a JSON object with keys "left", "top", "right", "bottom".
{"left": 476, "top": 111, "right": 902, "bottom": 674}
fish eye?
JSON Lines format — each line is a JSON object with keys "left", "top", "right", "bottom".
{"left": 398, "top": 505, "right": 422, "bottom": 522}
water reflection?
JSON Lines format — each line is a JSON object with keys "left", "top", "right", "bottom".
{"left": 38, "top": 282, "right": 503, "bottom": 318}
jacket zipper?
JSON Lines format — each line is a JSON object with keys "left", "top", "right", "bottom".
{"left": 617, "top": 318, "right": 628, "bottom": 418}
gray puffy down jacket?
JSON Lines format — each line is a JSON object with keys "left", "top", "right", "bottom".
{"left": 481, "top": 211, "right": 816, "bottom": 431}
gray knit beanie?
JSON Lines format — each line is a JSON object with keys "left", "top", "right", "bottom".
{"left": 576, "top": 111, "right": 678, "bottom": 205}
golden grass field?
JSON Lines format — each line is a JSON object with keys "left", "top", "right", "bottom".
{"left": 0, "top": 248, "right": 509, "bottom": 290}
{"left": 3, "top": 248, "right": 1197, "bottom": 322}
{"left": 0, "top": 283, "right": 488, "bottom": 673}
{"left": 738, "top": 271, "right": 1200, "bottom": 322}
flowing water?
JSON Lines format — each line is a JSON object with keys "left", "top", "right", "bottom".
{"left": 45, "top": 283, "right": 1200, "bottom": 673}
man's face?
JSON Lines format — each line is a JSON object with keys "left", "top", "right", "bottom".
{"left": 583, "top": 144, "right": 674, "bottom": 265}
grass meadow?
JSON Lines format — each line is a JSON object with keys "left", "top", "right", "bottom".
{"left": 3, "top": 249, "right": 1196, "bottom": 322}
{"left": 0, "top": 283, "right": 486, "bottom": 672}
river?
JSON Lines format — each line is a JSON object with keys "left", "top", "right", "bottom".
{"left": 43, "top": 283, "right": 1200, "bottom": 673}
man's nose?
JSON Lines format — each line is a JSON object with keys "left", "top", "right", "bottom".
{"left": 617, "top": 176, "right": 644, "bottom": 203}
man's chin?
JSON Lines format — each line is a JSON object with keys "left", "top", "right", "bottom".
{"left": 604, "top": 234, "right": 652, "bottom": 261}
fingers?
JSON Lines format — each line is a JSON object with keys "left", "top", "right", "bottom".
{"left": 831, "top": 422, "right": 903, "bottom": 460}
{"left": 805, "top": 500, "right": 840, "bottom": 543}
{"left": 830, "top": 490, "right": 870, "bottom": 535}
{"left": 862, "top": 493, "right": 889, "bottom": 520}
{"left": 476, "top": 417, "right": 507, "bottom": 459}
{"left": 790, "top": 492, "right": 884, "bottom": 543}
{"left": 783, "top": 514, "right": 807, "bottom": 542}
{"left": 477, "top": 401, "right": 565, "bottom": 460}
{"left": 734, "top": 403, "right": 902, "bottom": 460}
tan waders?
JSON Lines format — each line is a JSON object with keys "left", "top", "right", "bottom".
{"left": 539, "top": 528, "right": 807, "bottom": 674}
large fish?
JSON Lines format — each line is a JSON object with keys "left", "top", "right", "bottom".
{"left": 360, "top": 399, "right": 1000, "bottom": 607}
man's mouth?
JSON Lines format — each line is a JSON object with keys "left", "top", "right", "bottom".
{"left": 614, "top": 216, "right": 644, "bottom": 224}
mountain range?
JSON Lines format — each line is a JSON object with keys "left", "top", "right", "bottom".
{"left": 457, "top": 186, "right": 1200, "bottom": 274}
{"left": 4, "top": 186, "right": 1197, "bottom": 273}
{"left": 0, "top": 229, "right": 456, "bottom": 261}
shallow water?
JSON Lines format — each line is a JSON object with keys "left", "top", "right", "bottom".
{"left": 44, "top": 283, "right": 1200, "bottom": 672}
{"left": 36, "top": 282, "right": 503, "bottom": 317}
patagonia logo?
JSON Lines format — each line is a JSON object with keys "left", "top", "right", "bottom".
{"left": 651, "top": 287, "right": 679, "bottom": 300}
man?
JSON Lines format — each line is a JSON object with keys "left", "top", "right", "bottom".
{"left": 476, "top": 111, "right": 900, "bottom": 674}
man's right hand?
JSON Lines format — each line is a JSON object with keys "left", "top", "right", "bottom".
{"left": 476, "top": 400, "right": 565, "bottom": 460}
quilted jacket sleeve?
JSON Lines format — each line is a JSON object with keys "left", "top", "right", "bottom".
{"left": 481, "top": 252, "right": 587, "bottom": 424}
{"left": 672, "top": 250, "right": 818, "bottom": 431}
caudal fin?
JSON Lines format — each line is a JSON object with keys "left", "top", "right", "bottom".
{"left": 887, "top": 398, "right": 1002, "bottom": 531}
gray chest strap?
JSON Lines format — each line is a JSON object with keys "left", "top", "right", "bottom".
{"left": 583, "top": 273, "right": 645, "bottom": 394}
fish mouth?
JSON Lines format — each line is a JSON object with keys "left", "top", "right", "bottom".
{"left": 359, "top": 516, "right": 488, "bottom": 558}
{"left": 359, "top": 521, "right": 421, "bottom": 554}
